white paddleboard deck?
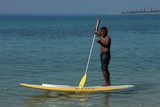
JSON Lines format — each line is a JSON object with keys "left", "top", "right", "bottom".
{"left": 20, "top": 83, "right": 134, "bottom": 92}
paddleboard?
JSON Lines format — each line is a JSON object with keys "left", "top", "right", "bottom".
{"left": 20, "top": 83, "right": 134, "bottom": 92}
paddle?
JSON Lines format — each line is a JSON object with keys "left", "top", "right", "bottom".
{"left": 79, "top": 19, "right": 101, "bottom": 87}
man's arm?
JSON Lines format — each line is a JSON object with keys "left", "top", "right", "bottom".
{"left": 95, "top": 31, "right": 101, "bottom": 36}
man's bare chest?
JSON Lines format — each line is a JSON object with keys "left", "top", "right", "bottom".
{"left": 100, "top": 36, "right": 107, "bottom": 43}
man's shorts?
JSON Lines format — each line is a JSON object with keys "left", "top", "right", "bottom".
{"left": 100, "top": 52, "right": 111, "bottom": 70}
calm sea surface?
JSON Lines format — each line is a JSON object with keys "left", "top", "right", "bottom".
{"left": 0, "top": 14, "right": 160, "bottom": 107}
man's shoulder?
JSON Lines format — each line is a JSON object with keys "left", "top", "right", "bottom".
{"left": 106, "top": 35, "right": 111, "bottom": 40}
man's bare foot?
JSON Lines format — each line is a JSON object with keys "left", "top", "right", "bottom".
{"left": 101, "top": 83, "right": 111, "bottom": 86}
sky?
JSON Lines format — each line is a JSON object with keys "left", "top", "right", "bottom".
{"left": 0, "top": 0, "right": 160, "bottom": 14}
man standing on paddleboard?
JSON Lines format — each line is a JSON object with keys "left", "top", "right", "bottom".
{"left": 95, "top": 18, "right": 111, "bottom": 86}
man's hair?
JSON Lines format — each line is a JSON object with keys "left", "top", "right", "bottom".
{"left": 100, "top": 27, "right": 108, "bottom": 34}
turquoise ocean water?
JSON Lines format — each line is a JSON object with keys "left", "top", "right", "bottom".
{"left": 0, "top": 14, "right": 160, "bottom": 107}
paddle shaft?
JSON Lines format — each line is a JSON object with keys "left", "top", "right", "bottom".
{"left": 79, "top": 19, "right": 100, "bottom": 87}
{"left": 85, "top": 34, "right": 96, "bottom": 73}
{"left": 85, "top": 19, "right": 100, "bottom": 73}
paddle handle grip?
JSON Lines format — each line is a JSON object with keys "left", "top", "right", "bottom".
{"left": 95, "top": 18, "right": 101, "bottom": 32}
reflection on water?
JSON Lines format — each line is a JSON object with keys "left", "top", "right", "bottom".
{"left": 24, "top": 91, "right": 110, "bottom": 107}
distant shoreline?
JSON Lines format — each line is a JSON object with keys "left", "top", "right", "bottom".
{"left": 122, "top": 12, "right": 160, "bottom": 14}
{"left": 0, "top": 12, "right": 160, "bottom": 16}
{"left": 122, "top": 8, "right": 160, "bottom": 14}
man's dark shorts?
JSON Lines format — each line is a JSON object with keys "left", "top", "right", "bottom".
{"left": 100, "top": 52, "right": 111, "bottom": 70}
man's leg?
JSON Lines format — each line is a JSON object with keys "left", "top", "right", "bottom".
{"left": 102, "top": 68, "right": 111, "bottom": 86}
{"left": 100, "top": 53, "right": 111, "bottom": 86}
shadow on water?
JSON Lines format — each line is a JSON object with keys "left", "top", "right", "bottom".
{"left": 24, "top": 91, "right": 110, "bottom": 107}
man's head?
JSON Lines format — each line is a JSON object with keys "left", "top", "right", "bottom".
{"left": 100, "top": 27, "right": 108, "bottom": 37}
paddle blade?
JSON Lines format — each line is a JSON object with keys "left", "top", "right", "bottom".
{"left": 79, "top": 73, "right": 87, "bottom": 87}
